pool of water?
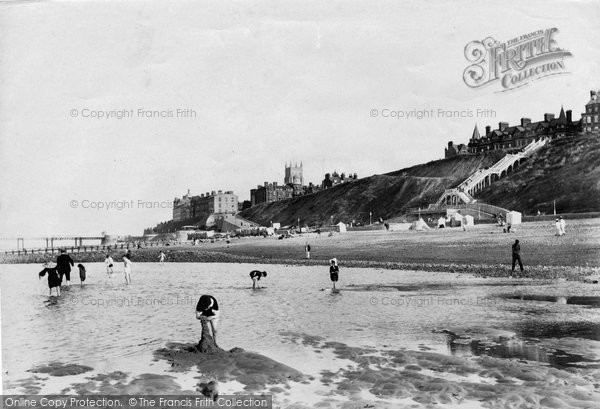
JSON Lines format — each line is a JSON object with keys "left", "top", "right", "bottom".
{"left": 2, "top": 262, "right": 600, "bottom": 394}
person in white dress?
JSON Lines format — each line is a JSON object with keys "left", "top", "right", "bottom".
{"left": 105, "top": 254, "right": 114, "bottom": 276}
{"left": 555, "top": 219, "right": 563, "bottom": 236}
{"left": 559, "top": 216, "right": 566, "bottom": 235}
{"left": 123, "top": 254, "right": 132, "bottom": 284}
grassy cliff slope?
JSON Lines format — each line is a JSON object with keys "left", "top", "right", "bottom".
{"left": 476, "top": 133, "right": 600, "bottom": 215}
{"left": 240, "top": 152, "right": 504, "bottom": 226}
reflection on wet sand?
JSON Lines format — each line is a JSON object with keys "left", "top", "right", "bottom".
{"left": 447, "top": 335, "right": 597, "bottom": 369}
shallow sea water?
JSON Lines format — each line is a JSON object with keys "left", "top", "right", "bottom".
{"left": 2, "top": 262, "right": 599, "bottom": 403}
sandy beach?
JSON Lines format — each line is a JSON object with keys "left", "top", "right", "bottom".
{"left": 3, "top": 219, "right": 599, "bottom": 280}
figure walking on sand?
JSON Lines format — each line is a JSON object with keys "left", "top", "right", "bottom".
{"left": 77, "top": 264, "right": 86, "bottom": 286}
{"left": 511, "top": 240, "right": 524, "bottom": 274}
{"left": 304, "top": 242, "right": 311, "bottom": 259}
{"left": 196, "top": 294, "right": 220, "bottom": 346}
{"left": 249, "top": 270, "right": 267, "bottom": 289}
{"left": 559, "top": 216, "right": 566, "bottom": 235}
{"left": 105, "top": 254, "right": 114, "bottom": 276}
{"left": 158, "top": 251, "right": 166, "bottom": 264}
{"left": 123, "top": 254, "right": 132, "bottom": 284}
{"left": 555, "top": 218, "right": 563, "bottom": 236}
{"left": 39, "top": 262, "right": 62, "bottom": 297}
{"left": 329, "top": 258, "right": 340, "bottom": 290}
{"left": 56, "top": 249, "right": 74, "bottom": 286}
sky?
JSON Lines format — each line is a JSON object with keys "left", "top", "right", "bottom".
{"left": 0, "top": 0, "right": 599, "bottom": 237}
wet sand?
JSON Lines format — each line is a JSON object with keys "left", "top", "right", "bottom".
{"left": 9, "top": 330, "right": 600, "bottom": 408}
{"left": 2, "top": 259, "right": 599, "bottom": 407}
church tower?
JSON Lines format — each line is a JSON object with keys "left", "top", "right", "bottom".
{"left": 284, "top": 161, "right": 304, "bottom": 186}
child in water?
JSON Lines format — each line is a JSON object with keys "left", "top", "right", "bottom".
{"left": 329, "top": 258, "right": 339, "bottom": 290}
{"left": 249, "top": 270, "right": 267, "bottom": 289}
{"left": 39, "top": 262, "right": 61, "bottom": 296}
{"left": 77, "top": 264, "right": 86, "bottom": 286}
{"left": 123, "top": 254, "right": 132, "bottom": 284}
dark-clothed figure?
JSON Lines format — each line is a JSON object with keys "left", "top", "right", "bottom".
{"left": 329, "top": 258, "right": 339, "bottom": 290}
{"left": 512, "top": 239, "right": 524, "bottom": 273}
{"left": 56, "top": 249, "right": 74, "bottom": 286}
{"left": 196, "top": 295, "right": 220, "bottom": 345}
{"left": 39, "top": 263, "right": 62, "bottom": 296}
{"left": 249, "top": 270, "right": 267, "bottom": 289}
{"left": 77, "top": 264, "right": 86, "bottom": 286}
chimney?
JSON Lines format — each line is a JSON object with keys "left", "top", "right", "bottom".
{"left": 485, "top": 125, "right": 491, "bottom": 134}
{"left": 218, "top": 190, "right": 222, "bottom": 194}
{"left": 354, "top": 173, "right": 358, "bottom": 179}
{"left": 521, "top": 117, "right": 531, "bottom": 126}
{"left": 273, "top": 182, "right": 278, "bottom": 187}
{"left": 211, "top": 190, "right": 216, "bottom": 195}
{"left": 566, "top": 110, "right": 572, "bottom": 123}
{"left": 263, "top": 182, "right": 268, "bottom": 187}
{"left": 544, "top": 113, "right": 555, "bottom": 122}
{"left": 499, "top": 122, "right": 508, "bottom": 131}
{"left": 591, "top": 90, "right": 597, "bottom": 99}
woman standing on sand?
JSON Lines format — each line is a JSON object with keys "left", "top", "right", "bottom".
{"left": 329, "top": 258, "right": 339, "bottom": 290}
{"left": 105, "top": 254, "right": 114, "bottom": 276}
{"left": 123, "top": 254, "right": 132, "bottom": 284}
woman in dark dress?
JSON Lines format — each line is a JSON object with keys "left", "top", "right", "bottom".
{"left": 77, "top": 264, "right": 86, "bottom": 286}
{"left": 329, "top": 258, "right": 339, "bottom": 290}
{"left": 249, "top": 270, "right": 267, "bottom": 289}
{"left": 39, "top": 262, "right": 62, "bottom": 296}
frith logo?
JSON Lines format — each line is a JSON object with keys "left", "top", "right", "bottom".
{"left": 463, "top": 28, "right": 572, "bottom": 92}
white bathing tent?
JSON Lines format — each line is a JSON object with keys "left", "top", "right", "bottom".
{"left": 437, "top": 216, "right": 446, "bottom": 228}
{"left": 410, "top": 218, "right": 431, "bottom": 231}
{"left": 335, "top": 222, "right": 347, "bottom": 233}
{"left": 506, "top": 211, "right": 522, "bottom": 225}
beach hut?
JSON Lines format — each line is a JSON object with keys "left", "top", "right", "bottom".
{"left": 463, "top": 215, "right": 474, "bottom": 226}
{"left": 506, "top": 211, "right": 522, "bottom": 225}
{"left": 335, "top": 222, "right": 347, "bottom": 233}
{"left": 450, "top": 213, "right": 464, "bottom": 227}
{"left": 437, "top": 216, "right": 446, "bottom": 228}
{"left": 410, "top": 218, "right": 431, "bottom": 231}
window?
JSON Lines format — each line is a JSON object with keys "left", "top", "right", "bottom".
{"left": 595, "top": 116, "right": 599, "bottom": 123}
